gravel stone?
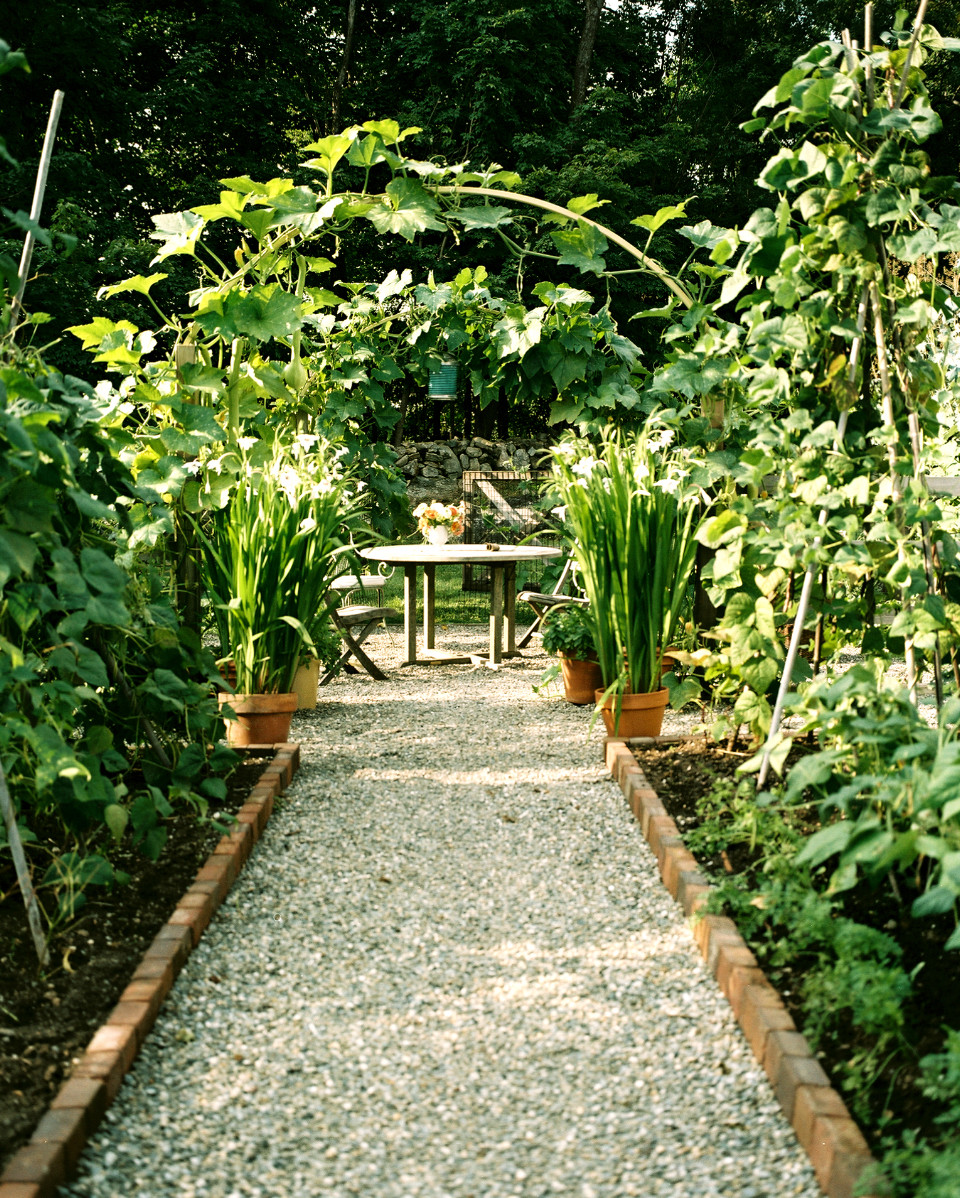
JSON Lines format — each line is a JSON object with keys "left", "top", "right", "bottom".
{"left": 61, "top": 625, "right": 820, "bottom": 1198}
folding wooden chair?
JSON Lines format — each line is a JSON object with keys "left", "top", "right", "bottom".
{"left": 516, "top": 554, "right": 588, "bottom": 649}
{"left": 319, "top": 604, "right": 396, "bottom": 685}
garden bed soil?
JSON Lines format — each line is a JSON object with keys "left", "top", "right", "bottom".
{"left": 0, "top": 754, "right": 271, "bottom": 1170}
{"left": 630, "top": 737, "right": 960, "bottom": 1152}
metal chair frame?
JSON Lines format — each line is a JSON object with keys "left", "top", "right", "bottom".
{"left": 516, "top": 554, "right": 588, "bottom": 649}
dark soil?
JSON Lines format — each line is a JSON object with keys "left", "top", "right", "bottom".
{"left": 631, "top": 738, "right": 960, "bottom": 1153}
{"left": 0, "top": 754, "right": 270, "bottom": 1170}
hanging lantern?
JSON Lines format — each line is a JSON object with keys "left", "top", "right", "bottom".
{"left": 428, "top": 355, "right": 458, "bottom": 400}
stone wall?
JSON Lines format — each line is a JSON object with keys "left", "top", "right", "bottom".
{"left": 395, "top": 436, "right": 553, "bottom": 504}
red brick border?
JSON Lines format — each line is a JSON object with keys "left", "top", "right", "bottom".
{"left": 0, "top": 743, "right": 300, "bottom": 1198}
{"left": 603, "top": 736, "right": 885, "bottom": 1198}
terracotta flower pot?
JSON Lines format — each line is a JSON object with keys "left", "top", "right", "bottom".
{"left": 559, "top": 654, "right": 604, "bottom": 705}
{"left": 217, "top": 692, "right": 297, "bottom": 746}
{"left": 594, "top": 687, "right": 670, "bottom": 738}
{"left": 216, "top": 661, "right": 237, "bottom": 692}
{"left": 292, "top": 658, "right": 321, "bottom": 710}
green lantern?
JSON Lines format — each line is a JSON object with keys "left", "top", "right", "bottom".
{"left": 428, "top": 355, "right": 458, "bottom": 400}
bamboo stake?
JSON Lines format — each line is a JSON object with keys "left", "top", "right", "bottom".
{"left": 841, "top": 31, "right": 864, "bottom": 118}
{"left": 870, "top": 281, "right": 901, "bottom": 481}
{"left": 895, "top": 0, "right": 929, "bottom": 110}
{"left": 11, "top": 90, "right": 65, "bottom": 328}
{"left": 864, "top": 4, "right": 875, "bottom": 107}
{"left": 869, "top": 280, "right": 920, "bottom": 700}
{"left": 875, "top": 238, "right": 945, "bottom": 708}
{"left": 0, "top": 760, "right": 48, "bottom": 967}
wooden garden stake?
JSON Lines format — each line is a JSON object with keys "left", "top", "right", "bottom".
{"left": 895, "top": 0, "right": 929, "bottom": 110}
{"left": 864, "top": 4, "right": 875, "bottom": 107}
{"left": 11, "top": 89, "right": 65, "bottom": 329}
{"left": 0, "top": 760, "right": 48, "bottom": 967}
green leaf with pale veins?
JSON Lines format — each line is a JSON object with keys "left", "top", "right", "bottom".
{"left": 239, "top": 209, "right": 274, "bottom": 243}
{"left": 190, "top": 191, "right": 248, "bottom": 222}
{"left": 493, "top": 307, "right": 544, "bottom": 358}
{"left": 366, "top": 178, "right": 446, "bottom": 242}
{"left": 347, "top": 134, "right": 389, "bottom": 169}
{"left": 149, "top": 210, "right": 204, "bottom": 261}
{"left": 550, "top": 222, "right": 608, "bottom": 275}
{"left": 566, "top": 193, "right": 610, "bottom": 217}
{"left": 178, "top": 402, "right": 225, "bottom": 441}
{"left": 678, "top": 221, "right": 726, "bottom": 249}
{"left": 80, "top": 548, "right": 127, "bottom": 594}
{"left": 219, "top": 176, "right": 293, "bottom": 198}
{"left": 302, "top": 134, "right": 353, "bottom": 179}
{"left": 631, "top": 200, "right": 692, "bottom": 233}
{"left": 66, "top": 317, "right": 139, "bottom": 351}
{"left": 361, "top": 119, "right": 420, "bottom": 144}
{"left": 452, "top": 205, "right": 514, "bottom": 229}
{"left": 199, "top": 286, "right": 302, "bottom": 342}
{"left": 179, "top": 365, "right": 227, "bottom": 394}
{"left": 97, "top": 273, "right": 168, "bottom": 301}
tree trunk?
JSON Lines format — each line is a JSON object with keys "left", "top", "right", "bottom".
{"left": 571, "top": 0, "right": 602, "bottom": 113}
{"left": 330, "top": 0, "right": 359, "bottom": 133}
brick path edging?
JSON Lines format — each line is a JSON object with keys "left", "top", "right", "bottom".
{"left": 603, "top": 735, "right": 887, "bottom": 1198}
{"left": 0, "top": 743, "right": 300, "bottom": 1198}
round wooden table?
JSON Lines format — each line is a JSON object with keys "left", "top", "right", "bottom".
{"left": 359, "top": 543, "right": 562, "bottom": 667}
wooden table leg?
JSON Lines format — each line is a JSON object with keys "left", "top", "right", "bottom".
{"left": 489, "top": 566, "right": 504, "bottom": 665}
{"left": 403, "top": 565, "right": 418, "bottom": 665}
{"left": 504, "top": 563, "right": 517, "bottom": 656}
{"left": 424, "top": 564, "right": 437, "bottom": 650}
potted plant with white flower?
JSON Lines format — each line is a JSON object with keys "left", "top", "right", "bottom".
{"left": 194, "top": 435, "right": 365, "bottom": 743}
{"left": 413, "top": 501, "right": 464, "bottom": 545}
{"left": 549, "top": 421, "right": 709, "bottom": 736}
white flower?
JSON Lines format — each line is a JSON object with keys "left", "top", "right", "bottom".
{"left": 551, "top": 504, "right": 567, "bottom": 521}
{"left": 572, "top": 456, "right": 598, "bottom": 478}
{"left": 647, "top": 428, "right": 676, "bottom": 452}
{"left": 553, "top": 442, "right": 577, "bottom": 458}
{"left": 655, "top": 477, "right": 680, "bottom": 495}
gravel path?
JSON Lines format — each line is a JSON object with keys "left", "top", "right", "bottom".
{"left": 62, "top": 625, "right": 819, "bottom": 1198}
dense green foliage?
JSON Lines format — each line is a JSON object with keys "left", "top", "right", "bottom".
{"left": 540, "top": 602, "right": 597, "bottom": 658}
{"left": 3, "top": 3, "right": 960, "bottom": 1184}
{"left": 0, "top": 343, "right": 237, "bottom": 920}
{"left": 5, "top": 1, "right": 959, "bottom": 391}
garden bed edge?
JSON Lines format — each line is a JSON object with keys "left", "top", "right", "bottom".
{"left": 603, "top": 734, "right": 885, "bottom": 1198}
{"left": 0, "top": 742, "right": 300, "bottom": 1198}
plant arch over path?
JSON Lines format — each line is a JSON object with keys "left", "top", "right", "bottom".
{"left": 66, "top": 116, "right": 715, "bottom": 530}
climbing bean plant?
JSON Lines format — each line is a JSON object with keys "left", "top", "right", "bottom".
{"left": 649, "top": 14, "right": 960, "bottom": 750}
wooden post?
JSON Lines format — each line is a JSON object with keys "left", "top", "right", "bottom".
{"left": 0, "top": 761, "right": 48, "bottom": 967}
{"left": 11, "top": 90, "right": 65, "bottom": 330}
{"left": 403, "top": 565, "right": 418, "bottom": 664}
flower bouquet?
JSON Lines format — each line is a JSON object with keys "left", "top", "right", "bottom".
{"left": 413, "top": 501, "right": 464, "bottom": 545}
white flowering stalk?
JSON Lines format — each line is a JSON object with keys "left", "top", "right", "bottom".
{"left": 193, "top": 437, "right": 365, "bottom": 693}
